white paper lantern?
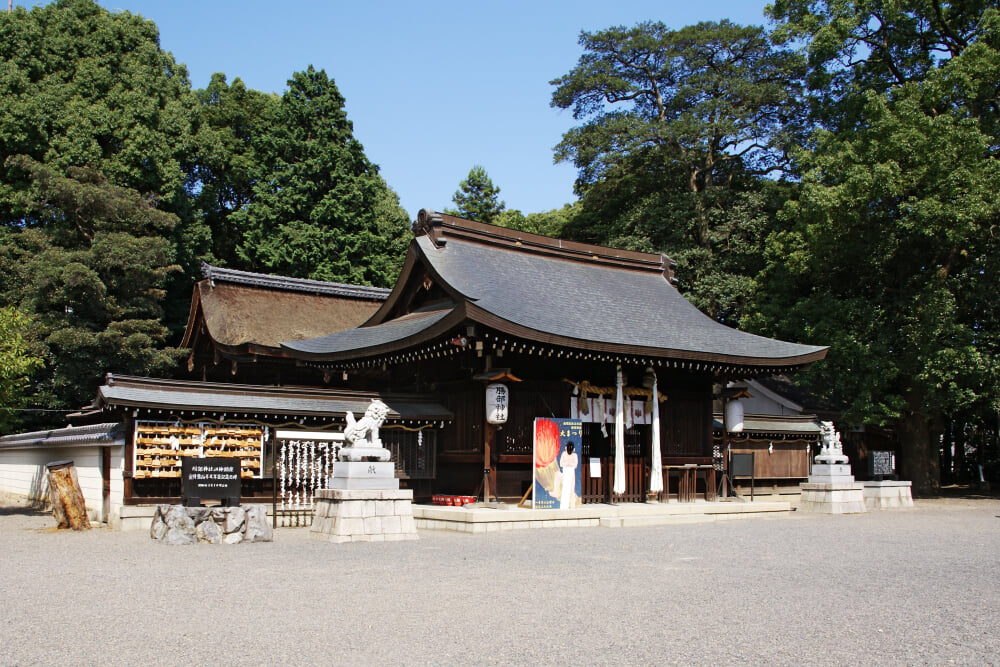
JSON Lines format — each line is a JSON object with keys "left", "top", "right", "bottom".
{"left": 725, "top": 399, "right": 744, "bottom": 433}
{"left": 485, "top": 383, "right": 509, "bottom": 424}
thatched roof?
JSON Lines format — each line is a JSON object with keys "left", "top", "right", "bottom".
{"left": 182, "top": 263, "right": 389, "bottom": 358}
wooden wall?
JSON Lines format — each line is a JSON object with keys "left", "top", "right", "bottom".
{"left": 727, "top": 440, "right": 811, "bottom": 479}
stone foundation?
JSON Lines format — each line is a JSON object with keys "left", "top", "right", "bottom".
{"left": 310, "top": 489, "right": 418, "bottom": 543}
{"left": 150, "top": 504, "right": 273, "bottom": 544}
{"left": 863, "top": 480, "right": 914, "bottom": 509}
{"left": 799, "top": 482, "right": 867, "bottom": 514}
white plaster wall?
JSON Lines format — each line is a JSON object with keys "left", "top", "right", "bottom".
{"left": 741, "top": 394, "right": 797, "bottom": 416}
{"left": 0, "top": 445, "right": 124, "bottom": 523}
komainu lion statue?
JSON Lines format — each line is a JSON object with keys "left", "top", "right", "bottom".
{"left": 339, "top": 399, "right": 391, "bottom": 461}
{"left": 815, "top": 421, "right": 849, "bottom": 464}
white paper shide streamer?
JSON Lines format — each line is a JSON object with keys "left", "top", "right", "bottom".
{"left": 613, "top": 365, "right": 626, "bottom": 495}
{"left": 279, "top": 442, "right": 287, "bottom": 509}
{"left": 649, "top": 372, "right": 663, "bottom": 494}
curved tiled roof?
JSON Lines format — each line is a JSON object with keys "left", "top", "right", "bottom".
{"left": 281, "top": 212, "right": 827, "bottom": 368}
{"left": 418, "top": 235, "right": 825, "bottom": 363}
{"left": 283, "top": 307, "right": 455, "bottom": 356}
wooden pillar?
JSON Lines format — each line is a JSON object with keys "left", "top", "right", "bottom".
{"left": 101, "top": 446, "right": 111, "bottom": 523}
{"left": 722, "top": 423, "right": 729, "bottom": 498}
{"left": 483, "top": 423, "right": 498, "bottom": 502}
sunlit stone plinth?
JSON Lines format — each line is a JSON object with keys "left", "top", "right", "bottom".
{"left": 799, "top": 481, "right": 867, "bottom": 514}
{"left": 799, "top": 422, "right": 866, "bottom": 514}
{"left": 310, "top": 489, "right": 418, "bottom": 543}
{"left": 863, "top": 480, "right": 913, "bottom": 509}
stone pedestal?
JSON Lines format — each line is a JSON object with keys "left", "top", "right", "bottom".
{"left": 863, "top": 480, "right": 913, "bottom": 509}
{"left": 799, "top": 482, "right": 867, "bottom": 514}
{"left": 799, "top": 421, "right": 867, "bottom": 514}
{"left": 799, "top": 466, "right": 866, "bottom": 514}
{"left": 808, "top": 463, "right": 853, "bottom": 483}
{"left": 330, "top": 461, "right": 399, "bottom": 490}
{"left": 310, "top": 489, "right": 418, "bottom": 543}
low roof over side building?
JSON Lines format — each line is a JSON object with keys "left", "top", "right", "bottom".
{"left": 181, "top": 263, "right": 390, "bottom": 374}
{"left": 74, "top": 374, "right": 453, "bottom": 425}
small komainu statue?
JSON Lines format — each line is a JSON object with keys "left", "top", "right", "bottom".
{"left": 339, "top": 399, "right": 391, "bottom": 462}
{"left": 815, "top": 421, "right": 849, "bottom": 464}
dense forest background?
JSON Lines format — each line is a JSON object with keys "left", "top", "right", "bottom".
{"left": 1, "top": 0, "right": 998, "bottom": 495}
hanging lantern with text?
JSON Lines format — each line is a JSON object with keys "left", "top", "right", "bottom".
{"left": 485, "top": 383, "right": 509, "bottom": 424}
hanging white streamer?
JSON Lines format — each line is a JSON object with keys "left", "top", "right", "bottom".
{"left": 613, "top": 365, "right": 626, "bottom": 495}
{"left": 649, "top": 374, "right": 663, "bottom": 494}
{"left": 309, "top": 440, "right": 316, "bottom": 507}
{"left": 293, "top": 440, "right": 300, "bottom": 507}
{"left": 279, "top": 442, "right": 286, "bottom": 510}
{"left": 323, "top": 442, "right": 330, "bottom": 489}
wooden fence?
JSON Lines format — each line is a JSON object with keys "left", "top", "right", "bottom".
{"left": 580, "top": 456, "right": 648, "bottom": 504}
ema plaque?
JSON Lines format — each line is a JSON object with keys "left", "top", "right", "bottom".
{"left": 182, "top": 457, "right": 240, "bottom": 506}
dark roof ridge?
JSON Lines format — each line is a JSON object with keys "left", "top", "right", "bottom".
{"left": 200, "top": 262, "right": 391, "bottom": 301}
{"left": 413, "top": 209, "right": 677, "bottom": 281}
{"left": 99, "top": 373, "right": 435, "bottom": 403}
{"left": 0, "top": 422, "right": 125, "bottom": 449}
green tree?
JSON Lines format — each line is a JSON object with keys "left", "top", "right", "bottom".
{"left": 0, "top": 0, "right": 198, "bottom": 214}
{"left": 189, "top": 73, "right": 280, "bottom": 267}
{"left": 445, "top": 165, "right": 506, "bottom": 224}
{"left": 550, "top": 20, "right": 805, "bottom": 325}
{"left": 768, "top": 0, "right": 995, "bottom": 132}
{"left": 752, "top": 3, "right": 1000, "bottom": 494}
{"left": 551, "top": 20, "right": 805, "bottom": 206}
{"left": 0, "top": 306, "right": 44, "bottom": 434}
{"left": 0, "top": 0, "right": 207, "bottom": 344}
{"left": 490, "top": 203, "right": 578, "bottom": 239}
{"left": 231, "top": 66, "right": 410, "bottom": 286}
{"left": 0, "top": 158, "right": 183, "bottom": 422}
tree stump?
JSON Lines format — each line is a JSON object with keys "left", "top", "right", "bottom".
{"left": 46, "top": 460, "right": 91, "bottom": 530}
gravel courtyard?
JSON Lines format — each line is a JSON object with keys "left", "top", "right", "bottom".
{"left": 2, "top": 497, "right": 998, "bottom": 666}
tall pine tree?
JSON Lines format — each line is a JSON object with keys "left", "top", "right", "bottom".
{"left": 231, "top": 66, "right": 410, "bottom": 286}
{"left": 445, "top": 166, "right": 506, "bottom": 224}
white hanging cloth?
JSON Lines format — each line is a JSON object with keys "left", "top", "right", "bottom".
{"left": 649, "top": 373, "right": 663, "bottom": 494}
{"left": 595, "top": 392, "right": 607, "bottom": 437}
{"left": 613, "top": 365, "right": 626, "bottom": 495}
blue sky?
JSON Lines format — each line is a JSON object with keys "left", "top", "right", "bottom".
{"left": 81, "top": 0, "right": 776, "bottom": 218}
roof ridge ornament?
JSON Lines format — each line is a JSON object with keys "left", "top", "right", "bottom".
{"left": 413, "top": 208, "right": 443, "bottom": 238}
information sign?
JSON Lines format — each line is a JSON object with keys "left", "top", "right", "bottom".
{"left": 182, "top": 457, "right": 240, "bottom": 504}
{"left": 869, "top": 451, "right": 895, "bottom": 478}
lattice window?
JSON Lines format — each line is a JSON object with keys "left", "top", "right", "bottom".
{"left": 382, "top": 428, "right": 436, "bottom": 479}
{"left": 502, "top": 423, "right": 534, "bottom": 455}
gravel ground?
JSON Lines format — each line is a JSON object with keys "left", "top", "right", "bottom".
{"left": 1, "top": 496, "right": 998, "bottom": 666}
